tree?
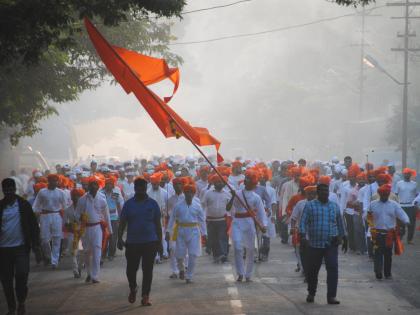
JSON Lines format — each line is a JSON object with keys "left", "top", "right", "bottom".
{"left": 0, "top": 1, "right": 185, "bottom": 145}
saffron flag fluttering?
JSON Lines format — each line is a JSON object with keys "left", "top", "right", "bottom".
{"left": 84, "top": 18, "right": 223, "bottom": 162}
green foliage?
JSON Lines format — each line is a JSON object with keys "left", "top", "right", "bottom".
{"left": 0, "top": 1, "right": 184, "bottom": 145}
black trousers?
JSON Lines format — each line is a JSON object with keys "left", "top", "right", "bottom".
{"left": 306, "top": 245, "right": 339, "bottom": 298}
{"left": 373, "top": 234, "right": 392, "bottom": 277}
{"left": 0, "top": 246, "right": 30, "bottom": 311}
{"left": 280, "top": 216, "right": 289, "bottom": 243}
{"left": 344, "top": 213, "right": 355, "bottom": 251}
{"left": 125, "top": 242, "right": 157, "bottom": 296}
{"left": 207, "top": 221, "right": 228, "bottom": 258}
{"left": 400, "top": 207, "right": 416, "bottom": 242}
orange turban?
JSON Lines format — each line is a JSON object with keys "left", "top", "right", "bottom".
{"left": 47, "top": 174, "right": 59, "bottom": 181}
{"left": 86, "top": 175, "right": 105, "bottom": 188}
{"left": 289, "top": 167, "right": 302, "bottom": 178}
{"left": 215, "top": 166, "right": 232, "bottom": 177}
{"left": 402, "top": 168, "right": 417, "bottom": 178}
{"left": 71, "top": 188, "right": 85, "bottom": 198}
{"left": 377, "top": 184, "right": 392, "bottom": 196}
{"left": 105, "top": 176, "right": 117, "bottom": 186}
{"left": 259, "top": 168, "right": 272, "bottom": 181}
{"left": 356, "top": 172, "right": 367, "bottom": 181}
{"left": 304, "top": 185, "right": 317, "bottom": 193}
{"left": 183, "top": 183, "right": 197, "bottom": 194}
{"left": 309, "top": 169, "right": 320, "bottom": 182}
{"left": 377, "top": 174, "right": 392, "bottom": 185}
{"left": 299, "top": 175, "right": 314, "bottom": 189}
{"left": 150, "top": 172, "right": 163, "bottom": 184}
{"left": 198, "top": 165, "right": 210, "bottom": 173}
{"left": 318, "top": 176, "right": 331, "bottom": 185}
{"left": 348, "top": 164, "right": 361, "bottom": 179}
{"left": 209, "top": 174, "right": 228, "bottom": 184}
{"left": 34, "top": 182, "right": 47, "bottom": 194}
{"left": 172, "top": 177, "right": 184, "bottom": 186}
{"left": 245, "top": 169, "right": 259, "bottom": 186}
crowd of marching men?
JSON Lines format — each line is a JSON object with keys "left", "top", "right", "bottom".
{"left": 2, "top": 155, "right": 419, "bottom": 309}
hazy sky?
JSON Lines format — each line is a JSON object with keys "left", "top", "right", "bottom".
{"left": 27, "top": 0, "right": 420, "bottom": 164}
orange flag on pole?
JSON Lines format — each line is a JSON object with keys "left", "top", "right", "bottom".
{"left": 84, "top": 18, "right": 223, "bottom": 162}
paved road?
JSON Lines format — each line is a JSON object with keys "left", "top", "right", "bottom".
{"left": 1, "top": 235, "right": 419, "bottom": 315}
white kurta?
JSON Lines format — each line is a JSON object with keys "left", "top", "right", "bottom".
{"left": 33, "top": 187, "right": 68, "bottom": 266}
{"left": 168, "top": 198, "right": 207, "bottom": 258}
{"left": 280, "top": 180, "right": 299, "bottom": 215}
{"left": 231, "top": 189, "right": 267, "bottom": 278}
{"left": 76, "top": 192, "right": 111, "bottom": 281}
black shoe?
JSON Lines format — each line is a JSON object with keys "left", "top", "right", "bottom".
{"left": 128, "top": 286, "right": 138, "bottom": 304}
{"left": 6, "top": 309, "right": 16, "bottom": 315}
{"left": 375, "top": 273, "right": 383, "bottom": 280}
{"left": 85, "top": 275, "right": 91, "bottom": 283}
{"left": 306, "top": 295, "right": 315, "bottom": 303}
{"left": 327, "top": 297, "right": 340, "bottom": 305}
{"left": 179, "top": 270, "right": 185, "bottom": 280}
{"left": 17, "top": 304, "right": 26, "bottom": 315}
{"left": 237, "top": 275, "right": 243, "bottom": 282}
{"left": 385, "top": 275, "right": 393, "bottom": 280}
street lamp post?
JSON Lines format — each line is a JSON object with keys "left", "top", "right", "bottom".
{"left": 363, "top": 54, "right": 407, "bottom": 167}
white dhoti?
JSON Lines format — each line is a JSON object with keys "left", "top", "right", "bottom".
{"left": 231, "top": 219, "right": 256, "bottom": 278}
{"left": 82, "top": 225, "right": 102, "bottom": 281}
{"left": 169, "top": 240, "right": 179, "bottom": 274}
{"left": 39, "top": 212, "right": 63, "bottom": 266}
{"left": 175, "top": 226, "right": 201, "bottom": 280}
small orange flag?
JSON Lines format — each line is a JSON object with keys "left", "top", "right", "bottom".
{"left": 84, "top": 18, "right": 223, "bottom": 162}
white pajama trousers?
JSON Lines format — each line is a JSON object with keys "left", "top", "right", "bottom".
{"left": 175, "top": 227, "right": 201, "bottom": 280}
{"left": 231, "top": 220, "right": 256, "bottom": 279}
{"left": 82, "top": 225, "right": 102, "bottom": 281}
{"left": 39, "top": 213, "right": 63, "bottom": 266}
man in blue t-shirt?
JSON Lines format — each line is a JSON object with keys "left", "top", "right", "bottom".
{"left": 118, "top": 177, "right": 162, "bottom": 307}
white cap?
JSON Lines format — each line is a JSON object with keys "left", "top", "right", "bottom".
{"left": 331, "top": 156, "right": 339, "bottom": 164}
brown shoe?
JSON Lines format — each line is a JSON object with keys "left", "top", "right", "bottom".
{"left": 141, "top": 295, "right": 152, "bottom": 306}
{"left": 128, "top": 286, "right": 138, "bottom": 304}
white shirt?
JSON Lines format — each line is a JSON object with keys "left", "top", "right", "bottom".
{"left": 370, "top": 199, "right": 410, "bottom": 230}
{"left": 202, "top": 189, "right": 231, "bottom": 219}
{"left": 363, "top": 182, "right": 379, "bottom": 214}
{"left": 33, "top": 188, "right": 68, "bottom": 213}
{"left": 281, "top": 180, "right": 299, "bottom": 213}
{"left": 195, "top": 179, "right": 209, "bottom": 200}
{"left": 147, "top": 187, "right": 168, "bottom": 214}
{"left": 391, "top": 173, "right": 401, "bottom": 193}
{"left": 167, "top": 193, "right": 185, "bottom": 217}
{"left": 63, "top": 204, "right": 79, "bottom": 225}
{"left": 168, "top": 197, "right": 207, "bottom": 236}
{"left": 76, "top": 192, "right": 112, "bottom": 233}
{"left": 228, "top": 174, "right": 245, "bottom": 190}
{"left": 0, "top": 201, "right": 24, "bottom": 247}
{"left": 395, "top": 180, "right": 418, "bottom": 205}
{"left": 121, "top": 180, "right": 135, "bottom": 201}
{"left": 340, "top": 184, "right": 358, "bottom": 216}
{"left": 329, "top": 192, "right": 339, "bottom": 206}
{"left": 290, "top": 199, "right": 307, "bottom": 226}
{"left": 232, "top": 189, "right": 268, "bottom": 227}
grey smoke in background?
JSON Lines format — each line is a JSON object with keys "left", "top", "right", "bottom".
{"left": 16, "top": 0, "right": 420, "bottom": 164}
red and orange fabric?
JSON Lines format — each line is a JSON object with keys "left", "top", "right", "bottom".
{"left": 150, "top": 172, "right": 163, "bottom": 185}
{"left": 402, "top": 168, "right": 417, "bottom": 178}
{"left": 34, "top": 182, "right": 47, "bottom": 194}
{"left": 318, "top": 176, "right": 331, "bottom": 185}
{"left": 84, "top": 18, "right": 224, "bottom": 163}
{"left": 348, "top": 164, "right": 361, "bottom": 179}
{"left": 285, "top": 193, "right": 305, "bottom": 217}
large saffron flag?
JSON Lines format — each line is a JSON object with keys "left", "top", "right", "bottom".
{"left": 84, "top": 18, "right": 223, "bottom": 162}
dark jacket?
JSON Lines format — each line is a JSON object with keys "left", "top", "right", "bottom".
{"left": 0, "top": 195, "right": 40, "bottom": 252}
